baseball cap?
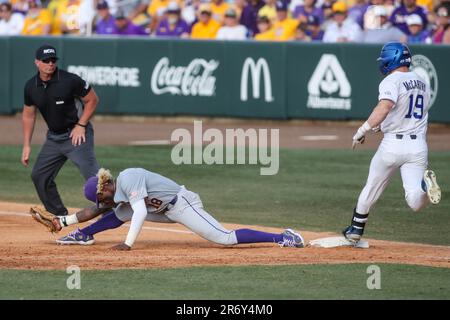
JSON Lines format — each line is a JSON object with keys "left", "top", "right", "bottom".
{"left": 35, "top": 44, "right": 58, "bottom": 61}
{"left": 96, "top": 1, "right": 108, "bottom": 10}
{"left": 199, "top": 3, "right": 212, "bottom": 14}
{"left": 275, "top": 1, "right": 288, "bottom": 11}
{"left": 307, "top": 15, "right": 320, "bottom": 26}
{"left": 167, "top": 1, "right": 180, "bottom": 13}
{"left": 437, "top": 6, "right": 448, "bottom": 17}
{"left": 225, "top": 8, "right": 237, "bottom": 18}
{"left": 114, "top": 10, "right": 126, "bottom": 20}
{"left": 257, "top": 15, "right": 270, "bottom": 24}
{"left": 84, "top": 176, "right": 99, "bottom": 205}
{"left": 332, "top": 1, "right": 348, "bottom": 14}
{"left": 406, "top": 14, "right": 423, "bottom": 26}
{"left": 373, "top": 5, "right": 387, "bottom": 17}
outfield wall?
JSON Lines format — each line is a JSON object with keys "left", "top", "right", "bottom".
{"left": 0, "top": 36, "right": 448, "bottom": 122}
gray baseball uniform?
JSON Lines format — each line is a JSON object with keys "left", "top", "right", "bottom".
{"left": 112, "top": 168, "right": 237, "bottom": 246}
{"left": 114, "top": 168, "right": 181, "bottom": 213}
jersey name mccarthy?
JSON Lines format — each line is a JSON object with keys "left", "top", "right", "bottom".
{"left": 378, "top": 71, "right": 430, "bottom": 136}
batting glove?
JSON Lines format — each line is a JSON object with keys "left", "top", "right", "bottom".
{"left": 352, "top": 121, "right": 371, "bottom": 150}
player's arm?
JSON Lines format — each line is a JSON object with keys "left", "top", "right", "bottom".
{"left": 367, "top": 99, "right": 395, "bottom": 128}
{"left": 352, "top": 99, "right": 394, "bottom": 149}
{"left": 56, "top": 205, "right": 112, "bottom": 229}
{"left": 70, "top": 87, "right": 99, "bottom": 146}
{"left": 112, "top": 199, "right": 147, "bottom": 251}
{"left": 128, "top": 3, "right": 148, "bottom": 20}
{"left": 22, "top": 104, "right": 37, "bottom": 166}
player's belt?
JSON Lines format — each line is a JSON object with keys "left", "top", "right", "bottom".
{"left": 395, "top": 134, "right": 417, "bottom": 140}
{"left": 169, "top": 195, "right": 178, "bottom": 205}
{"left": 384, "top": 133, "right": 423, "bottom": 140}
{"left": 160, "top": 195, "right": 178, "bottom": 214}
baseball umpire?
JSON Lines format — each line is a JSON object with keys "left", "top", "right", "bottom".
{"left": 22, "top": 44, "right": 100, "bottom": 216}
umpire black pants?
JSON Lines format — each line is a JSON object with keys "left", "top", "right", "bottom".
{"left": 31, "top": 126, "right": 99, "bottom": 216}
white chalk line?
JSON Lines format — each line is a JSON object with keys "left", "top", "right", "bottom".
{"left": 128, "top": 140, "right": 171, "bottom": 146}
{"left": 0, "top": 211, "right": 194, "bottom": 234}
{"left": 300, "top": 135, "right": 339, "bottom": 141}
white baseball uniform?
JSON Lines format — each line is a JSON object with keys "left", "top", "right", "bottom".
{"left": 356, "top": 70, "right": 431, "bottom": 215}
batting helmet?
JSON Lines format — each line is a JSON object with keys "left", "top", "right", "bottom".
{"left": 377, "top": 42, "right": 412, "bottom": 75}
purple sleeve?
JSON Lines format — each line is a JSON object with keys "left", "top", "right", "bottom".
{"left": 419, "top": 8, "right": 428, "bottom": 28}
{"left": 292, "top": 6, "right": 302, "bottom": 18}
{"left": 128, "top": 24, "right": 147, "bottom": 35}
{"left": 389, "top": 8, "right": 399, "bottom": 25}
{"left": 95, "top": 22, "right": 106, "bottom": 34}
{"left": 315, "top": 8, "right": 325, "bottom": 24}
{"left": 239, "top": 6, "right": 259, "bottom": 36}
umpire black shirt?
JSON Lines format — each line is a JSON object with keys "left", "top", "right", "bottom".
{"left": 24, "top": 68, "right": 91, "bottom": 134}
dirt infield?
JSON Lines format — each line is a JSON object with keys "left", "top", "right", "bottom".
{"left": 0, "top": 202, "right": 448, "bottom": 270}
{"left": 2, "top": 115, "right": 450, "bottom": 150}
{"left": 1, "top": 116, "right": 449, "bottom": 270}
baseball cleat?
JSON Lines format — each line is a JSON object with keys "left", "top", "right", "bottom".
{"left": 423, "top": 170, "right": 441, "bottom": 205}
{"left": 279, "top": 229, "right": 304, "bottom": 248}
{"left": 342, "top": 225, "right": 364, "bottom": 243}
{"left": 56, "top": 228, "right": 95, "bottom": 245}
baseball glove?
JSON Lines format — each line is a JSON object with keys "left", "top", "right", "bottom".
{"left": 29, "top": 206, "right": 62, "bottom": 233}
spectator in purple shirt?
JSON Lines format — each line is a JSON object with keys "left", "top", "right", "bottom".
{"left": 240, "top": 0, "right": 265, "bottom": 36}
{"left": 112, "top": 10, "right": 148, "bottom": 36}
{"left": 155, "top": 2, "right": 190, "bottom": 37}
{"left": 95, "top": 1, "right": 116, "bottom": 35}
{"left": 390, "top": 0, "right": 428, "bottom": 35}
{"left": 305, "top": 14, "right": 324, "bottom": 41}
{"left": 293, "top": 0, "right": 324, "bottom": 25}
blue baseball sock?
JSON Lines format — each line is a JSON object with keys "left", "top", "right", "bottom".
{"left": 80, "top": 211, "right": 124, "bottom": 236}
{"left": 235, "top": 229, "right": 283, "bottom": 244}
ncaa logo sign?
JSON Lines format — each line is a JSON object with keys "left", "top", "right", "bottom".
{"left": 240, "top": 58, "right": 274, "bottom": 102}
{"left": 410, "top": 55, "right": 438, "bottom": 108}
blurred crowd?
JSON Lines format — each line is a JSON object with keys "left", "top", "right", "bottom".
{"left": 0, "top": 0, "right": 449, "bottom": 44}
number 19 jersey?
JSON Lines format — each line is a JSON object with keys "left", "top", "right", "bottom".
{"left": 378, "top": 71, "right": 430, "bottom": 135}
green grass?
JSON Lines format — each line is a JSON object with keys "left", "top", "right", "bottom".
{"left": 0, "top": 145, "right": 449, "bottom": 245}
{"left": 0, "top": 264, "right": 448, "bottom": 299}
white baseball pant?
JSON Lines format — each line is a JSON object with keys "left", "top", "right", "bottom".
{"left": 356, "top": 133, "right": 429, "bottom": 215}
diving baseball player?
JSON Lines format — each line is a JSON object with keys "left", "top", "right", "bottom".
{"left": 50, "top": 168, "right": 304, "bottom": 250}
{"left": 343, "top": 42, "right": 441, "bottom": 243}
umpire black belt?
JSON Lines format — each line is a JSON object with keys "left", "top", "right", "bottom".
{"left": 48, "top": 125, "right": 74, "bottom": 135}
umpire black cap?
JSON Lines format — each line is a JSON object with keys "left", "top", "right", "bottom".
{"left": 35, "top": 45, "right": 58, "bottom": 61}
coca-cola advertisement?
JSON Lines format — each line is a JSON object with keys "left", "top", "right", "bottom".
{"left": 151, "top": 57, "right": 219, "bottom": 97}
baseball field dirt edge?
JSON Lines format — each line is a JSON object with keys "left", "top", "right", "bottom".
{"left": 0, "top": 202, "right": 448, "bottom": 270}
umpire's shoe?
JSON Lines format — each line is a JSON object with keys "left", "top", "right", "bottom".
{"left": 423, "top": 170, "right": 441, "bottom": 205}
{"left": 343, "top": 226, "right": 363, "bottom": 243}
{"left": 56, "top": 228, "right": 95, "bottom": 245}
